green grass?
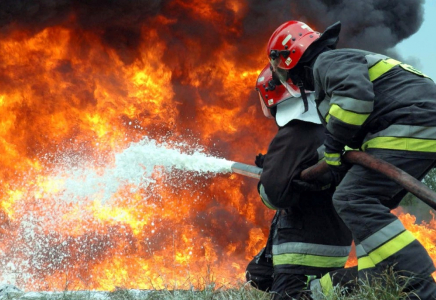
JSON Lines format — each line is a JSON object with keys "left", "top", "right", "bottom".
{"left": 141, "top": 283, "right": 271, "bottom": 300}
{"left": 316, "top": 268, "right": 419, "bottom": 300}
{"left": 0, "top": 282, "right": 269, "bottom": 300}
{"left": 1, "top": 268, "right": 422, "bottom": 300}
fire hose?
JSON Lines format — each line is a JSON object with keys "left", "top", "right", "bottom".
{"left": 231, "top": 151, "right": 436, "bottom": 210}
{"left": 231, "top": 162, "right": 263, "bottom": 179}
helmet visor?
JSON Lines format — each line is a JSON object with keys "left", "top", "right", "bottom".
{"left": 269, "top": 59, "right": 301, "bottom": 98}
{"left": 258, "top": 92, "right": 274, "bottom": 119}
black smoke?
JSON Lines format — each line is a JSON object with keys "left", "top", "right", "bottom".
{"left": 0, "top": 0, "right": 425, "bottom": 65}
{"left": 0, "top": 0, "right": 425, "bottom": 154}
{"left": 288, "top": 0, "right": 424, "bottom": 53}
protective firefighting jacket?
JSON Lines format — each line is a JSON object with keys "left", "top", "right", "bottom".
{"left": 313, "top": 48, "right": 436, "bottom": 157}
{"left": 259, "top": 120, "right": 352, "bottom": 276}
{"left": 312, "top": 49, "right": 436, "bottom": 297}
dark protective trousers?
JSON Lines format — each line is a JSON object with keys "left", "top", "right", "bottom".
{"left": 246, "top": 248, "right": 312, "bottom": 299}
{"left": 333, "top": 149, "right": 436, "bottom": 299}
{"left": 246, "top": 248, "right": 358, "bottom": 300}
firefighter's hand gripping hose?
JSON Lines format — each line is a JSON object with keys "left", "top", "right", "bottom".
{"left": 324, "top": 132, "right": 352, "bottom": 185}
{"left": 230, "top": 162, "right": 331, "bottom": 191}
{"left": 300, "top": 150, "right": 436, "bottom": 211}
{"left": 230, "top": 151, "right": 436, "bottom": 210}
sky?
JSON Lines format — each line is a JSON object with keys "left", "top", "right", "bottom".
{"left": 395, "top": 0, "right": 436, "bottom": 80}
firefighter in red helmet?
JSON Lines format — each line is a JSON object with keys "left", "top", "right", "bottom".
{"left": 246, "top": 63, "right": 357, "bottom": 299}
{"left": 266, "top": 20, "right": 436, "bottom": 299}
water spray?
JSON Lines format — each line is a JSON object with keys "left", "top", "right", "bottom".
{"left": 53, "top": 137, "right": 262, "bottom": 202}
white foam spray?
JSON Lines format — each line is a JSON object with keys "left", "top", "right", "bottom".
{"left": 55, "top": 137, "right": 235, "bottom": 202}
{"left": 0, "top": 137, "right": 237, "bottom": 288}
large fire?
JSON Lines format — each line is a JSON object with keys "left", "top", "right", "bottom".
{"left": 0, "top": 4, "right": 435, "bottom": 292}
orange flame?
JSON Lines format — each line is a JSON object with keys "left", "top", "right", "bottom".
{"left": 0, "top": 20, "right": 273, "bottom": 290}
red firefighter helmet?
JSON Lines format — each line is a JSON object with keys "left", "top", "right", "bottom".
{"left": 267, "top": 21, "right": 320, "bottom": 71}
{"left": 256, "top": 64, "right": 300, "bottom": 119}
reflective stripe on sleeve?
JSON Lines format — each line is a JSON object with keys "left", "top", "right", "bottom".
{"left": 324, "top": 152, "right": 341, "bottom": 166}
{"left": 259, "top": 184, "right": 278, "bottom": 210}
{"left": 328, "top": 104, "right": 370, "bottom": 126}
{"left": 331, "top": 95, "right": 374, "bottom": 113}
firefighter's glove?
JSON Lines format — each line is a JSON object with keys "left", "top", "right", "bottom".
{"left": 255, "top": 153, "right": 266, "bottom": 168}
{"left": 324, "top": 133, "right": 351, "bottom": 185}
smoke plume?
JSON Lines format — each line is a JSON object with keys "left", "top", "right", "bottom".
{"left": 0, "top": 0, "right": 424, "bottom": 64}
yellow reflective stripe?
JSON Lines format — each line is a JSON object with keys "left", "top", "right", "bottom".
{"left": 357, "top": 255, "right": 376, "bottom": 271}
{"left": 358, "top": 231, "right": 416, "bottom": 271}
{"left": 329, "top": 104, "right": 370, "bottom": 126}
{"left": 273, "top": 242, "right": 351, "bottom": 257}
{"left": 368, "top": 58, "right": 401, "bottom": 81}
{"left": 344, "top": 146, "right": 358, "bottom": 151}
{"left": 326, "top": 114, "right": 331, "bottom": 123}
{"left": 362, "top": 137, "right": 436, "bottom": 152}
{"left": 360, "top": 220, "right": 405, "bottom": 253}
{"left": 363, "top": 124, "right": 436, "bottom": 141}
{"left": 273, "top": 253, "right": 348, "bottom": 268}
{"left": 320, "top": 273, "right": 333, "bottom": 295}
{"left": 367, "top": 231, "right": 416, "bottom": 265}
{"left": 324, "top": 152, "right": 341, "bottom": 166}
